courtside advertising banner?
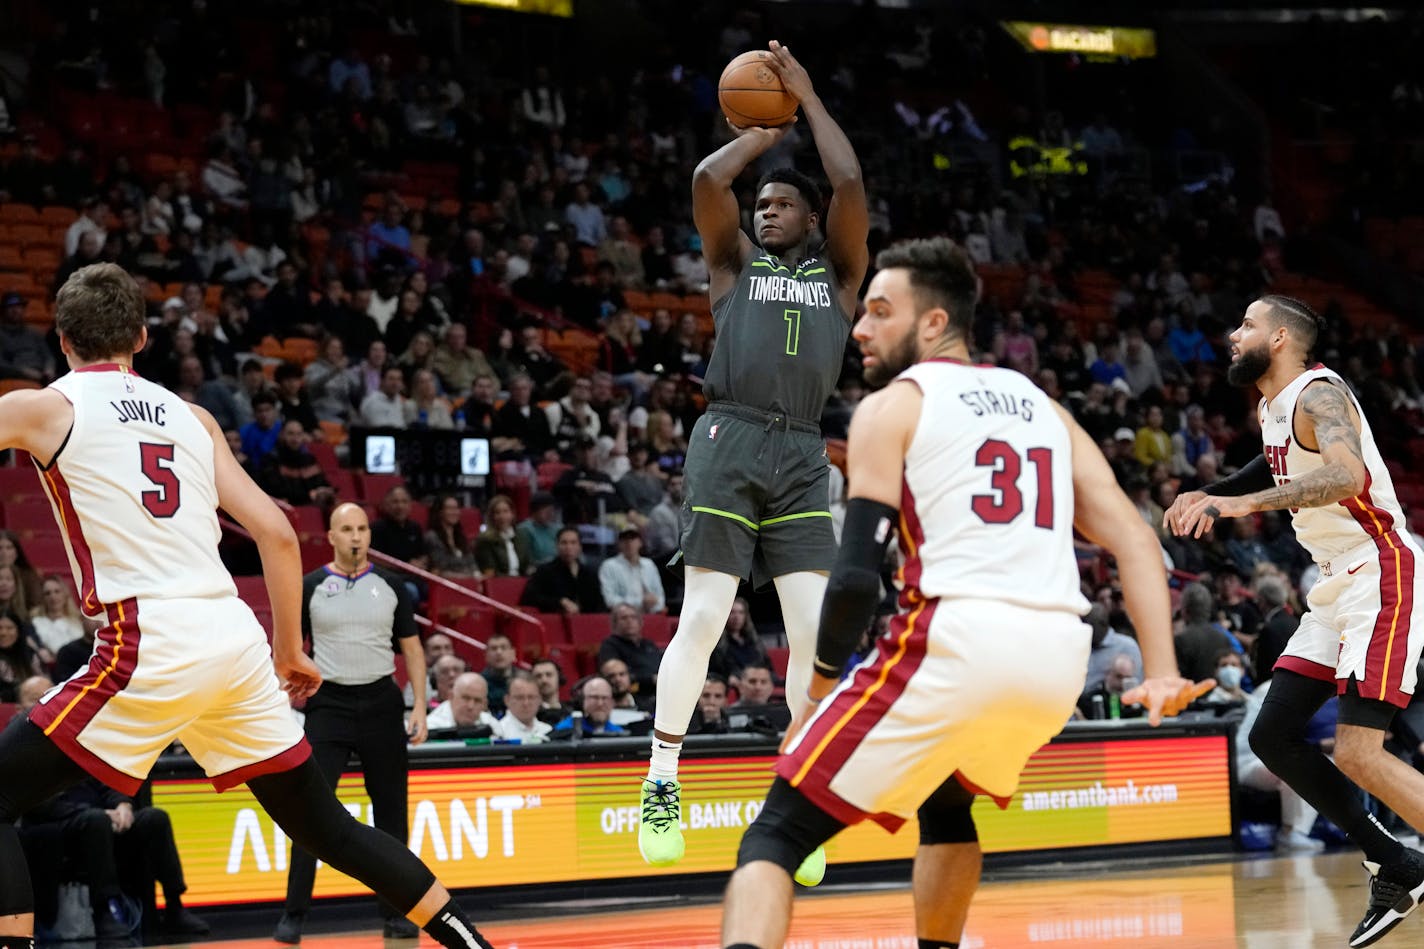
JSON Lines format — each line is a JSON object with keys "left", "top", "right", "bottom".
{"left": 155, "top": 735, "right": 1230, "bottom": 905}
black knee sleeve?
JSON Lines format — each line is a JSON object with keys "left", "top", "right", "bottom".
{"left": 249, "top": 756, "right": 435, "bottom": 913}
{"left": 735, "top": 779, "right": 846, "bottom": 877}
{"left": 1248, "top": 671, "right": 1336, "bottom": 780}
{"left": 0, "top": 825, "right": 33, "bottom": 917}
{"left": 917, "top": 777, "right": 978, "bottom": 846}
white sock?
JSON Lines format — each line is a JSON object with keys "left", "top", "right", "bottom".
{"left": 648, "top": 739, "right": 682, "bottom": 782}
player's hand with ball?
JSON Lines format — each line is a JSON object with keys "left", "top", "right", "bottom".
{"left": 764, "top": 40, "right": 816, "bottom": 107}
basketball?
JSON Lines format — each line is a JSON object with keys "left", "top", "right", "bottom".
{"left": 719, "top": 50, "right": 799, "bottom": 128}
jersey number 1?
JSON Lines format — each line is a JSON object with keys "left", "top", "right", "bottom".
{"left": 783, "top": 309, "right": 800, "bottom": 356}
{"left": 139, "top": 443, "right": 181, "bottom": 518}
{"left": 970, "top": 439, "right": 1053, "bottom": 529}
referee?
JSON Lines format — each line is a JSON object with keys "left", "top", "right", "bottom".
{"left": 274, "top": 502, "right": 428, "bottom": 943}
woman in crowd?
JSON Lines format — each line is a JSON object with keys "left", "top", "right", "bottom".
{"left": 646, "top": 409, "right": 686, "bottom": 472}
{"left": 405, "top": 368, "right": 454, "bottom": 429}
{"left": 0, "top": 530, "right": 42, "bottom": 607}
{"left": 29, "top": 575, "right": 85, "bottom": 661}
{"left": 0, "top": 609, "right": 45, "bottom": 701}
{"left": 474, "top": 494, "right": 531, "bottom": 578}
{"left": 0, "top": 564, "right": 31, "bottom": 619}
{"left": 709, "top": 597, "right": 768, "bottom": 691}
{"left": 425, "top": 493, "right": 480, "bottom": 578}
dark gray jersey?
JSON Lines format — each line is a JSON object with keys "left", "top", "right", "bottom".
{"left": 702, "top": 249, "right": 851, "bottom": 421}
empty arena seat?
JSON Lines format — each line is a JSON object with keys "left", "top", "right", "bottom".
{"left": 483, "top": 575, "right": 528, "bottom": 606}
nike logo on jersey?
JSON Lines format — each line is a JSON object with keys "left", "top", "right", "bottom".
{"left": 1348, "top": 562, "right": 1367, "bottom": 575}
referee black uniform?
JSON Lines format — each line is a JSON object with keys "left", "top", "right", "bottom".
{"left": 277, "top": 561, "right": 422, "bottom": 938}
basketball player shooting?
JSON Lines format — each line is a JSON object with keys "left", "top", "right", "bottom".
{"left": 638, "top": 40, "right": 869, "bottom": 880}
{"left": 0, "top": 264, "right": 495, "bottom": 949}
{"left": 1165, "top": 296, "right": 1424, "bottom": 948}
{"left": 720, "top": 237, "right": 1210, "bottom": 949}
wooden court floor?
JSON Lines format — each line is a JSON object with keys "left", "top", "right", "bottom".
{"left": 130, "top": 851, "right": 1390, "bottom": 949}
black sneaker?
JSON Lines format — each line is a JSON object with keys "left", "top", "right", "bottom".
{"left": 94, "top": 893, "right": 142, "bottom": 941}
{"left": 384, "top": 916, "right": 420, "bottom": 939}
{"left": 273, "top": 911, "right": 305, "bottom": 944}
{"left": 164, "top": 905, "right": 211, "bottom": 936}
{"left": 1351, "top": 850, "right": 1424, "bottom": 947}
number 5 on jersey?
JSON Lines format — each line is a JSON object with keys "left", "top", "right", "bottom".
{"left": 139, "top": 442, "right": 181, "bottom": 518}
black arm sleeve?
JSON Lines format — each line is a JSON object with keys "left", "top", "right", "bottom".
{"left": 813, "top": 498, "right": 898, "bottom": 679}
{"left": 1204, "top": 454, "right": 1275, "bottom": 497}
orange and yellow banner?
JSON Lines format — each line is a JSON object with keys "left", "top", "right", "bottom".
{"left": 155, "top": 735, "right": 1230, "bottom": 906}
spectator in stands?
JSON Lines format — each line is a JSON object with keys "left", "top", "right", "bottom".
{"left": 0, "top": 610, "right": 44, "bottom": 702}
{"left": 370, "top": 485, "right": 429, "bottom": 570}
{"left": 231, "top": 359, "right": 270, "bottom": 428}
{"left": 492, "top": 671, "right": 552, "bottom": 742}
{"left": 429, "top": 654, "right": 468, "bottom": 707}
{"left": 50, "top": 616, "right": 95, "bottom": 683}
{"left": 1121, "top": 328, "right": 1163, "bottom": 398}
{"left": 733, "top": 660, "right": 777, "bottom": 708}
{"left": 1076, "top": 653, "right": 1143, "bottom": 720}
{"left": 645, "top": 410, "right": 687, "bottom": 472}
{"left": 555, "top": 437, "right": 625, "bottom": 523}
{"left": 545, "top": 376, "right": 602, "bottom": 457}
{"left": 481, "top": 632, "right": 519, "bottom": 716}
{"left": 1167, "top": 310, "right": 1214, "bottom": 367}
{"left": 992, "top": 310, "right": 1037, "bottom": 377}
{"left": 424, "top": 493, "right": 479, "bottom": 578}
{"left": 554, "top": 676, "right": 625, "bottom": 738}
{"left": 430, "top": 322, "right": 492, "bottom": 399}
{"left": 493, "top": 372, "right": 554, "bottom": 459}
{"left": 17, "top": 675, "right": 51, "bottom": 712}
{"left": 461, "top": 373, "right": 500, "bottom": 438}
{"left": 1174, "top": 582, "right": 1236, "bottom": 683}
{"left": 0, "top": 564, "right": 31, "bottom": 620}
{"left": 63, "top": 197, "right": 108, "bottom": 257}
{"left": 598, "top": 216, "right": 644, "bottom": 289}
{"left": 521, "top": 66, "right": 566, "bottom": 131}
{"left": 709, "top": 597, "right": 767, "bottom": 689}
{"left": 0, "top": 292, "right": 54, "bottom": 384}
{"left": 686, "top": 674, "right": 730, "bottom": 735}
{"left": 641, "top": 225, "right": 675, "bottom": 289}
{"left": 427, "top": 672, "right": 496, "bottom": 730}
{"left": 1081, "top": 604, "right": 1144, "bottom": 694}
{"left": 531, "top": 658, "right": 568, "bottom": 723}
{"left": 259, "top": 420, "right": 335, "bottom": 509}
{"left": 1170, "top": 405, "right": 1214, "bottom": 478}
{"left": 1204, "top": 648, "right": 1248, "bottom": 704}
{"left": 351, "top": 339, "right": 390, "bottom": 401}
{"left": 486, "top": 327, "right": 521, "bottom": 386}
{"left": 0, "top": 531, "right": 42, "bottom": 608}
{"left": 360, "top": 365, "right": 410, "bottom": 428}
{"left": 600, "top": 657, "right": 651, "bottom": 715}
{"left": 29, "top": 575, "right": 84, "bottom": 661}
{"left": 304, "top": 336, "right": 360, "bottom": 425}
{"left": 1089, "top": 339, "right": 1128, "bottom": 388}
{"left": 644, "top": 466, "right": 685, "bottom": 562}
{"left": 600, "top": 310, "right": 648, "bottom": 395}
{"left": 172, "top": 354, "right": 242, "bottom": 430}
{"left": 598, "top": 527, "right": 665, "bottom": 615}
{"left": 273, "top": 362, "right": 320, "bottom": 434}
{"left": 597, "top": 603, "right": 661, "bottom": 697}
{"left": 564, "top": 182, "right": 605, "bottom": 247}
{"left": 330, "top": 46, "right": 374, "bottom": 100}
{"left": 521, "top": 527, "right": 605, "bottom": 615}
{"left": 475, "top": 494, "right": 531, "bottom": 578}
{"left": 1253, "top": 575, "right": 1298, "bottom": 681}
{"left": 1133, "top": 405, "right": 1172, "bottom": 469}
{"left": 517, "top": 492, "right": 562, "bottom": 568}
{"left": 202, "top": 144, "right": 249, "bottom": 211}
{"left": 617, "top": 444, "right": 666, "bottom": 517}
{"left": 1225, "top": 517, "right": 1272, "bottom": 579}
{"left": 405, "top": 368, "right": 453, "bottom": 429}
{"left": 517, "top": 325, "right": 568, "bottom": 395}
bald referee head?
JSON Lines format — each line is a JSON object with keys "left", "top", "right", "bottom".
{"left": 328, "top": 502, "right": 371, "bottom": 573}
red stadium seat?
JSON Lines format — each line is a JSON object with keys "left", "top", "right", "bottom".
{"left": 767, "top": 647, "right": 790, "bottom": 681}
{"left": 0, "top": 465, "right": 44, "bottom": 499}
{"left": 458, "top": 507, "right": 482, "bottom": 537}
{"left": 501, "top": 611, "right": 562, "bottom": 656}
{"left": 3, "top": 502, "right": 56, "bottom": 539}
{"left": 23, "top": 537, "right": 70, "bottom": 576}
{"left": 284, "top": 505, "right": 327, "bottom": 540}
{"left": 357, "top": 472, "right": 406, "bottom": 503}
{"left": 641, "top": 613, "right": 672, "bottom": 647}
{"left": 307, "top": 440, "right": 339, "bottom": 473}
{"left": 483, "top": 575, "right": 528, "bottom": 606}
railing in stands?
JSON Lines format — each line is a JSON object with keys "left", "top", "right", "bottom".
{"left": 217, "top": 515, "right": 544, "bottom": 654}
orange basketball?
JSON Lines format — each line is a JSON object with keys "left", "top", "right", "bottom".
{"left": 718, "top": 50, "right": 799, "bottom": 128}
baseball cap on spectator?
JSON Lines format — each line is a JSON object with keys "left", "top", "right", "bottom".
{"left": 163, "top": 297, "right": 185, "bottom": 311}
{"left": 1, "top": 293, "right": 23, "bottom": 309}
{"left": 617, "top": 527, "right": 642, "bottom": 542}
{"left": 1109, "top": 378, "right": 1132, "bottom": 396}
{"left": 1114, "top": 427, "right": 1136, "bottom": 442}
{"left": 529, "top": 492, "right": 557, "bottom": 512}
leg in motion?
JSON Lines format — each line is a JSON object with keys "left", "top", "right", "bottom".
{"left": 913, "top": 777, "right": 982, "bottom": 949}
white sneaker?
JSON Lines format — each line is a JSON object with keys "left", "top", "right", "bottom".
{"left": 1276, "top": 829, "right": 1325, "bottom": 853}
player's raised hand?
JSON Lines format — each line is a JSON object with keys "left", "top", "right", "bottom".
{"left": 277, "top": 651, "right": 323, "bottom": 701}
{"left": 765, "top": 40, "right": 815, "bottom": 104}
{"left": 725, "top": 116, "right": 797, "bottom": 141}
{"left": 1122, "top": 676, "right": 1217, "bottom": 726}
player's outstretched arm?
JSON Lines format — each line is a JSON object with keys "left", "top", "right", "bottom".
{"left": 1172, "top": 380, "right": 1366, "bottom": 537}
{"left": 765, "top": 40, "right": 869, "bottom": 301}
{"left": 1162, "top": 454, "right": 1275, "bottom": 538}
{"left": 192, "top": 402, "right": 321, "bottom": 699}
{"left": 1052, "top": 404, "right": 1213, "bottom": 724}
{"left": 692, "top": 123, "right": 790, "bottom": 298}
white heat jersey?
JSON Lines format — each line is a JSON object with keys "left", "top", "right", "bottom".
{"left": 895, "top": 359, "right": 1088, "bottom": 615}
{"left": 1259, "top": 365, "right": 1406, "bottom": 564}
{"left": 38, "top": 364, "right": 236, "bottom": 618}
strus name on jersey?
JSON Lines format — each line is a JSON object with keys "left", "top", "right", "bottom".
{"left": 111, "top": 399, "right": 167, "bottom": 426}
{"left": 747, "top": 274, "right": 833, "bottom": 308}
{"left": 959, "top": 388, "right": 1034, "bottom": 422}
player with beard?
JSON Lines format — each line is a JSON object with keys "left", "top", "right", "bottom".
{"left": 1165, "top": 295, "right": 1424, "bottom": 947}
{"left": 721, "top": 237, "right": 1207, "bottom": 949}
{"left": 638, "top": 41, "right": 869, "bottom": 880}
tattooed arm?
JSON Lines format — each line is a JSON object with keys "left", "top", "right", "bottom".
{"left": 1170, "top": 381, "right": 1367, "bottom": 537}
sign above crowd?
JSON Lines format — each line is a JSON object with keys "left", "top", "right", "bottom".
{"left": 1002, "top": 21, "right": 1158, "bottom": 60}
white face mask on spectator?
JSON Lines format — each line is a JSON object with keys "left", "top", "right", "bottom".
{"left": 1216, "top": 665, "right": 1243, "bottom": 690}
